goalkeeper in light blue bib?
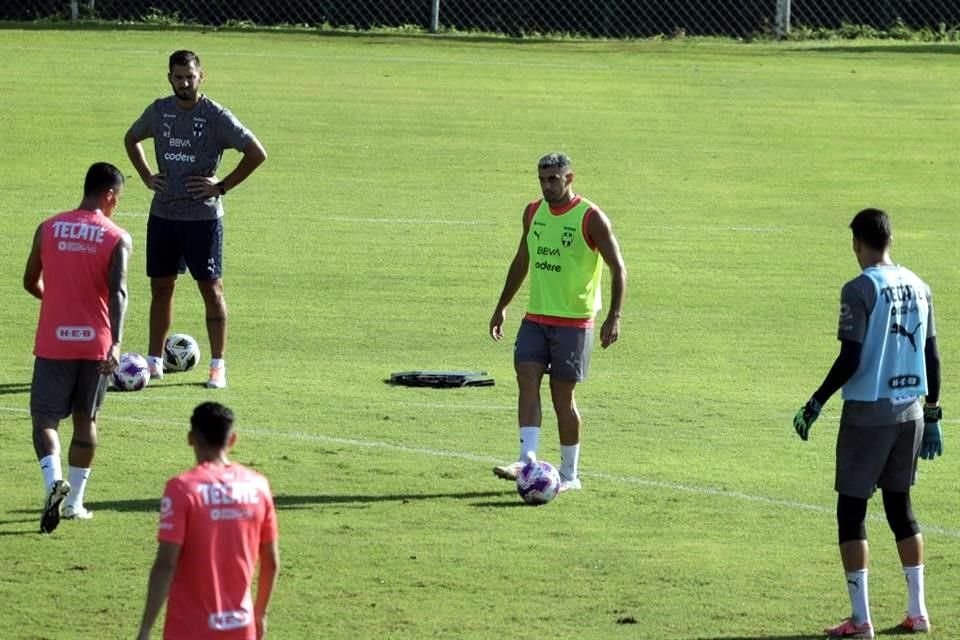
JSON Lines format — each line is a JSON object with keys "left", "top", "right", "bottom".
{"left": 792, "top": 208, "right": 942, "bottom": 639}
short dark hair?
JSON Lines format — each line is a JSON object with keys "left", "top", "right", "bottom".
{"left": 849, "top": 208, "right": 892, "bottom": 251}
{"left": 169, "top": 50, "right": 201, "bottom": 71}
{"left": 83, "top": 162, "right": 124, "bottom": 197}
{"left": 190, "top": 402, "right": 235, "bottom": 447}
{"left": 538, "top": 152, "right": 572, "bottom": 172}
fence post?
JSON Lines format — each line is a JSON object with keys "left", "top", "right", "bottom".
{"left": 70, "top": 0, "right": 78, "bottom": 20}
{"left": 775, "top": 0, "right": 791, "bottom": 38}
{"left": 430, "top": 0, "right": 440, "bottom": 33}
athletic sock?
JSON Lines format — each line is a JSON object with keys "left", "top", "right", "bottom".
{"left": 64, "top": 466, "right": 91, "bottom": 510}
{"left": 845, "top": 569, "right": 871, "bottom": 625}
{"left": 518, "top": 426, "right": 539, "bottom": 462}
{"left": 39, "top": 454, "right": 62, "bottom": 494}
{"left": 560, "top": 444, "right": 580, "bottom": 480}
{"left": 210, "top": 358, "right": 225, "bottom": 370}
{"left": 903, "top": 565, "right": 928, "bottom": 619}
{"left": 147, "top": 355, "right": 163, "bottom": 368}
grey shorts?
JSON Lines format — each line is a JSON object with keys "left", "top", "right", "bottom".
{"left": 834, "top": 417, "right": 923, "bottom": 499}
{"left": 514, "top": 319, "right": 593, "bottom": 382}
{"left": 30, "top": 358, "right": 108, "bottom": 421}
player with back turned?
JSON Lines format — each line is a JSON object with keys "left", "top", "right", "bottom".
{"left": 136, "top": 402, "right": 279, "bottom": 640}
{"left": 793, "top": 208, "right": 942, "bottom": 638}
{"left": 24, "top": 162, "right": 131, "bottom": 533}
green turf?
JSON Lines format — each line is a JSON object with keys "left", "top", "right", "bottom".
{"left": 0, "top": 28, "right": 957, "bottom": 639}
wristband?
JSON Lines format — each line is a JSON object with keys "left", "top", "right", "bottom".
{"left": 924, "top": 405, "right": 942, "bottom": 422}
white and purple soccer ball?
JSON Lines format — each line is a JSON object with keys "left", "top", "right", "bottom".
{"left": 516, "top": 454, "right": 561, "bottom": 506}
{"left": 112, "top": 352, "right": 150, "bottom": 391}
{"left": 163, "top": 333, "right": 201, "bottom": 372}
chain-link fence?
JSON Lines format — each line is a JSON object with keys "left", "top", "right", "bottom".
{"left": 2, "top": 1, "right": 958, "bottom": 39}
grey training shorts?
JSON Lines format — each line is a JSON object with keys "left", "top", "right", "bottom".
{"left": 30, "top": 358, "right": 108, "bottom": 421}
{"left": 514, "top": 318, "right": 593, "bottom": 382}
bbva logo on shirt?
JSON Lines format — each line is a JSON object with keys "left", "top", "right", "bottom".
{"left": 209, "top": 610, "right": 251, "bottom": 631}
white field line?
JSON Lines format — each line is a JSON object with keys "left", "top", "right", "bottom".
{"left": 2, "top": 405, "right": 957, "bottom": 538}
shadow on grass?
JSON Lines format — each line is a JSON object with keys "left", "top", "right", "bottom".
{"left": 0, "top": 516, "right": 40, "bottom": 537}
{"left": 0, "top": 382, "right": 31, "bottom": 396}
{"left": 109, "top": 381, "right": 212, "bottom": 392}
{"left": 696, "top": 635, "right": 826, "bottom": 640}
{"left": 2, "top": 490, "right": 519, "bottom": 515}
{"left": 791, "top": 44, "right": 960, "bottom": 55}
{"left": 274, "top": 491, "right": 516, "bottom": 509}
{"left": 698, "top": 630, "right": 931, "bottom": 640}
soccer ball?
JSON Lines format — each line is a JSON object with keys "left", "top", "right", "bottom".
{"left": 516, "top": 454, "right": 561, "bottom": 506}
{"left": 112, "top": 352, "right": 150, "bottom": 391}
{"left": 163, "top": 333, "right": 201, "bottom": 372}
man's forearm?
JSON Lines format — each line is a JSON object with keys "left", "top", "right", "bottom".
{"left": 607, "top": 267, "right": 626, "bottom": 318}
{"left": 138, "top": 561, "right": 174, "bottom": 638}
{"left": 496, "top": 257, "right": 527, "bottom": 311}
{"left": 107, "top": 241, "right": 130, "bottom": 345}
{"left": 124, "top": 135, "right": 154, "bottom": 183}
{"left": 220, "top": 141, "right": 267, "bottom": 192}
{"left": 924, "top": 336, "right": 941, "bottom": 405}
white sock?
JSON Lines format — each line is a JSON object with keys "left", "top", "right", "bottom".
{"left": 518, "top": 426, "right": 539, "bottom": 461}
{"left": 148, "top": 355, "right": 163, "bottom": 368}
{"left": 845, "top": 569, "right": 871, "bottom": 625}
{"left": 64, "top": 466, "right": 91, "bottom": 510}
{"left": 39, "top": 454, "right": 62, "bottom": 494}
{"left": 210, "top": 358, "right": 225, "bottom": 369}
{"left": 560, "top": 444, "right": 580, "bottom": 480}
{"left": 903, "top": 565, "right": 928, "bottom": 619}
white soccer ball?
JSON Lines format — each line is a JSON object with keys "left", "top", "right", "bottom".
{"left": 516, "top": 454, "right": 561, "bottom": 505}
{"left": 163, "top": 333, "right": 201, "bottom": 372}
{"left": 112, "top": 352, "right": 150, "bottom": 391}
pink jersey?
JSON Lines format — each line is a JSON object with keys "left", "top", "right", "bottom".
{"left": 33, "top": 209, "right": 125, "bottom": 360}
{"left": 158, "top": 462, "right": 278, "bottom": 640}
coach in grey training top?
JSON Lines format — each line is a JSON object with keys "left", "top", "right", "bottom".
{"left": 128, "top": 93, "right": 253, "bottom": 221}
{"left": 124, "top": 49, "right": 267, "bottom": 390}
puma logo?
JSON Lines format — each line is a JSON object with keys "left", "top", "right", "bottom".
{"left": 890, "top": 322, "right": 922, "bottom": 352}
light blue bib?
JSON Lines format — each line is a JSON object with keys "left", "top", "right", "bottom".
{"left": 843, "top": 266, "right": 929, "bottom": 403}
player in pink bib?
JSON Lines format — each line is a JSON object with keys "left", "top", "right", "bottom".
{"left": 23, "top": 162, "right": 132, "bottom": 534}
{"left": 137, "top": 403, "right": 280, "bottom": 640}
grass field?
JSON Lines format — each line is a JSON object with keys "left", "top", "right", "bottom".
{"left": 0, "top": 27, "right": 958, "bottom": 640}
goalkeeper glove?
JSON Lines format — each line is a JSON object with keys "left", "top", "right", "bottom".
{"left": 793, "top": 398, "right": 821, "bottom": 441}
{"left": 920, "top": 405, "right": 943, "bottom": 460}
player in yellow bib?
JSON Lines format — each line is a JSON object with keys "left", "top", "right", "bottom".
{"left": 489, "top": 153, "right": 627, "bottom": 492}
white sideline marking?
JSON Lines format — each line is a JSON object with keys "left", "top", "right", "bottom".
{"left": 240, "top": 425, "right": 960, "bottom": 539}
{"left": 1, "top": 405, "right": 957, "bottom": 537}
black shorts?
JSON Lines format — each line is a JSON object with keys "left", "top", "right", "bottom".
{"left": 835, "top": 418, "right": 923, "bottom": 499}
{"left": 30, "top": 358, "right": 108, "bottom": 421}
{"left": 147, "top": 216, "right": 223, "bottom": 280}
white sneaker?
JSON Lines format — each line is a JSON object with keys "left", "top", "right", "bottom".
{"left": 148, "top": 359, "right": 164, "bottom": 380}
{"left": 559, "top": 477, "right": 582, "bottom": 492}
{"left": 63, "top": 505, "right": 94, "bottom": 520}
{"left": 493, "top": 461, "right": 524, "bottom": 481}
{"left": 206, "top": 365, "right": 226, "bottom": 389}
